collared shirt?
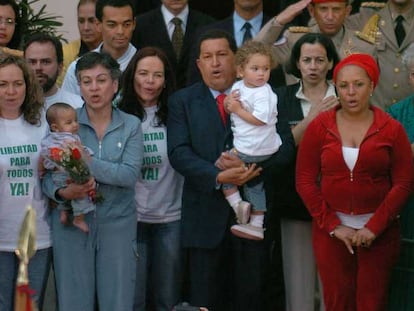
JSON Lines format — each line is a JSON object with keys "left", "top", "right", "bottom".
{"left": 210, "top": 88, "right": 231, "bottom": 99}
{"left": 329, "top": 26, "right": 346, "bottom": 52}
{"left": 161, "top": 4, "right": 189, "bottom": 40}
{"left": 233, "top": 11, "right": 263, "bottom": 47}
{"left": 389, "top": 5, "right": 414, "bottom": 29}
{"left": 296, "top": 81, "right": 336, "bottom": 117}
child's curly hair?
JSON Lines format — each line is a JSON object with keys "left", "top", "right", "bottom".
{"left": 235, "top": 41, "right": 277, "bottom": 69}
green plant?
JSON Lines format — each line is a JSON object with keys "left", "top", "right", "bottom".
{"left": 18, "top": 0, "right": 66, "bottom": 48}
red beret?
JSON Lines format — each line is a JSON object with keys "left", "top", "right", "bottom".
{"left": 312, "top": 0, "right": 347, "bottom": 3}
{"left": 333, "top": 53, "right": 379, "bottom": 88}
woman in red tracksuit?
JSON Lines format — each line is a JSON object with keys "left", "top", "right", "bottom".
{"left": 296, "top": 53, "right": 414, "bottom": 311}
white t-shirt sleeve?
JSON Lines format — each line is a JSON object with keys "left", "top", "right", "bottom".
{"left": 249, "top": 85, "right": 278, "bottom": 125}
{"left": 61, "top": 60, "right": 81, "bottom": 96}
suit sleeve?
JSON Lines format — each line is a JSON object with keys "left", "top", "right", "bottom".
{"left": 167, "top": 91, "right": 221, "bottom": 193}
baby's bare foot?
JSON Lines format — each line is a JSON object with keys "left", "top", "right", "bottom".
{"left": 60, "top": 210, "right": 69, "bottom": 225}
{"left": 73, "top": 217, "right": 89, "bottom": 233}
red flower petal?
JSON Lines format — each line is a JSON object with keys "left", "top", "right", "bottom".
{"left": 71, "top": 148, "right": 82, "bottom": 160}
{"left": 49, "top": 147, "right": 62, "bottom": 161}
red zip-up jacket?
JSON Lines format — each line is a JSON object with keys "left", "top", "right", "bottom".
{"left": 296, "top": 105, "right": 413, "bottom": 236}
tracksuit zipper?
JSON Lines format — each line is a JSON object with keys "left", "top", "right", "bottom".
{"left": 326, "top": 126, "right": 380, "bottom": 216}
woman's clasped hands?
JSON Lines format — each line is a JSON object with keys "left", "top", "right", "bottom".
{"left": 332, "top": 225, "right": 376, "bottom": 254}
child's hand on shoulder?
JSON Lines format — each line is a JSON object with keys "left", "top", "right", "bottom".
{"left": 38, "top": 156, "right": 46, "bottom": 179}
{"left": 225, "top": 90, "right": 242, "bottom": 114}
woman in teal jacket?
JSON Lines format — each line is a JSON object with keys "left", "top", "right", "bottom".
{"left": 42, "top": 52, "right": 143, "bottom": 311}
{"left": 386, "top": 43, "right": 414, "bottom": 311}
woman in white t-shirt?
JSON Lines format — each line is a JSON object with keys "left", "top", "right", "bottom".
{"left": 118, "top": 47, "right": 184, "bottom": 311}
{"left": 0, "top": 55, "right": 51, "bottom": 310}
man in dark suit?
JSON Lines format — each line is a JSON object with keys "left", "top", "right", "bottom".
{"left": 134, "top": 0, "right": 159, "bottom": 15}
{"left": 205, "top": 0, "right": 269, "bottom": 47}
{"left": 132, "top": 0, "right": 215, "bottom": 89}
{"left": 168, "top": 29, "right": 294, "bottom": 311}
{"left": 187, "top": 0, "right": 285, "bottom": 88}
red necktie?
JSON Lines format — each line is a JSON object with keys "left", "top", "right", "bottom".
{"left": 216, "top": 94, "right": 227, "bottom": 126}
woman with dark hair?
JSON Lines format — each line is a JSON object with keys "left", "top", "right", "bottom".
{"left": 118, "top": 47, "right": 184, "bottom": 311}
{"left": 0, "top": 0, "right": 22, "bottom": 49}
{"left": 0, "top": 55, "right": 50, "bottom": 310}
{"left": 273, "top": 32, "right": 339, "bottom": 311}
{"left": 296, "top": 53, "right": 413, "bottom": 310}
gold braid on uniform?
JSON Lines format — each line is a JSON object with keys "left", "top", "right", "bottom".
{"left": 355, "top": 14, "right": 380, "bottom": 44}
{"left": 288, "top": 26, "right": 310, "bottom": 34}
{"left": 360, "top": 2, "right": 386, "bottom": 9}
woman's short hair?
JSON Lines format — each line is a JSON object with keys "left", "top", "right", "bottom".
{"left": 75, "top": 51, "right": 121, "bottom": 82}
{"left": 287, "top": 32, "right": 340, "bottom": 80}
{"left": 0, "top": 55, "right": 43, "bottom": 124}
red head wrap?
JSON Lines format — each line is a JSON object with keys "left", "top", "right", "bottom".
{"left": 333, "top": 53, "right": 379, "bottom": 88}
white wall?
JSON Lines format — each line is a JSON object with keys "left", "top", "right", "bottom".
{"left": 28, "top": 0, "right": 79, "bottom": 42}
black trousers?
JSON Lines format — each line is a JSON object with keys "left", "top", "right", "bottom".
{"left": 184, "top": 229, "right": 285, "bottom": 311}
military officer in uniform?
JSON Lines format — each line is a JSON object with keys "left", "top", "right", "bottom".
{"left": 346, "top": 0, "right": 414, "bottom": 109}
{"left": 255, "top": 0, "right": 376, "bottom": 84}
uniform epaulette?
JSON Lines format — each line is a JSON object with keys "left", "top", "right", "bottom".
{"left": 1, "top": 47, "right": 23, "bottom": 57}
{"left": 355, "top": 14, "right": 380, "bottom": 44}
{"left": 360, "top": 2, "right": 386, "bottom": 9}
{"left": 288, "top": 26, "right": 311, "bottom": 33}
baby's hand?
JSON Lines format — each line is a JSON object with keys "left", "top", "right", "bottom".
{"left": 225, "top": 90, "right": 243, "bottom": 114}
{"left": 38, "top": 156, "right": 46, "bottom": 178}
{"left": 232, "top": 89, "right": 241, "bottom": 100}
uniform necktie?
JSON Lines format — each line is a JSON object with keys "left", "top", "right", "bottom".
{"left": 242, "top": 22, "right": 252, "bottom": 44}
{"left": 395, "top": 15, "right": 406, "bottom": 47}
{"left": 171, "top": 17, "right": 183, "bottom": 59}
{"left": 216, "top": 94, "right": 227, "bottom": 126}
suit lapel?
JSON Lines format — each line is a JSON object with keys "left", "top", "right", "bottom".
{"left": 194, "top": 83, "right": 231, "bottom": 141}
{"left": 379, "top": 8, "right": 399, "bottom": 50}
{"left": 400, "top": 9, "right": 414, "bottom": 50}
{"left": 181, "top": 11, "right": 197, "bottom": 62}
{"left": 198, "top": 84, "right": 229, "bottom": 133}
{"left": 154, "top": 9, "right": 175, "bottom": 54}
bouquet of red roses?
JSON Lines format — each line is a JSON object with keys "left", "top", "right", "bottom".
{"left": 47, "top": 143, "right": 102, "bottom": 203}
